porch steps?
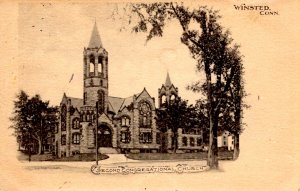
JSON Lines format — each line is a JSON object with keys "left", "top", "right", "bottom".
{"left": 99, "top": 147, "right": 119, "bottom": 154}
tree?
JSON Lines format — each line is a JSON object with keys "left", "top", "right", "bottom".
{"left": 156, "top": 97, "right": 200, "bottom": 153}
{"left": 10, "top": 90, "right": 58, "bottom": 157}
{"left": 10, "top": 90, "right": 29, "bottom": 151}
{"left": 194, "top": 99, "right": 210, "bottom": 145}
{"left": 221, "top": 63, "right": 248, "bottom": 159}
{"left": 114, "top": 2, "right": 246, "bottom": 168}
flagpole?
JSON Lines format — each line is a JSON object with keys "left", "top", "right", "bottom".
{"left": 96, "top": 101, "right": 98, "bottom": 165}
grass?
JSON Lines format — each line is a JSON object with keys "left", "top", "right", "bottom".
{"left": 53, "top": 153, "right": 109, "bottom": 162}
{"left": 17, "top": 150, "right": 109, "bottom": 162}
{"left": 126, "top": 151, "right": 234, "bottom": 161}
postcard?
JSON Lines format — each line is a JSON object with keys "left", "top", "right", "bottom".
{"left": 0, "top": 0, "right": 299, "bottom": 190}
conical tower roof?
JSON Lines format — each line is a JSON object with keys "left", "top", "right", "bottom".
{"left": 88, "top": 21, "right": 103, "bottom": 48}
{"left": 165, "top": 72, "right": 172, "bottom": 87}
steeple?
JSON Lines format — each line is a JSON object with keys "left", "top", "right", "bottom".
{"left": 165, "top": 72, "right": 172, "bottom": 87}
{"left": 88, "top": 21, "right": 103, "bottom": 48}
{"left": 83, "top": 21, "right": 109, "bottom": 113}
{"left": 158, "top": 72, "right": 178, "bottom": 108}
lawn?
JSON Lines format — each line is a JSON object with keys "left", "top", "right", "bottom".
{"left": 52, "top": 153, "right": 109, "bottom": 162}
{"left": 126, "top": 151, "right": 233, "bottom": 161}
{"left": 17, "top": 151, "right": 109, "bottom": 162}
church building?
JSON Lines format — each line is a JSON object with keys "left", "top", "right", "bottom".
{"left": 54, "top": 23, "right": 181, "bottom": 157}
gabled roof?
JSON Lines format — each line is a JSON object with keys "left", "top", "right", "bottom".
{"left": 88, "top": 21, "right": 103, "bottom": 48}
{"left": 135, "top": 88, "right": 151, "bottom": 100}
{"left": 108, "top": 95, "right": 134, "bottom": 113}
{"left": 108, "top": 96, "right": 124, "bottom": 113}
{"left": 120, "top": 96, "right": 133, "bottom": 111}
{"left": 65, "top": 96, "right": 83, "bottom": 111}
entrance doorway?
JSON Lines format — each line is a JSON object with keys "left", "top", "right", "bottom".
{"left": 96, "top": 124, "right": 112, "bottom": 147}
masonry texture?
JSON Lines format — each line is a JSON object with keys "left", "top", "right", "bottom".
{"left": 54, "top": 22, "right": 206, "bottom": 158}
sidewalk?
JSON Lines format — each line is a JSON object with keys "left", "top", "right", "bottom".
{"left": 20, "top": 154, "right": 208, "bottom": 173}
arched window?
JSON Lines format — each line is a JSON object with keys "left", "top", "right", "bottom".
{"left": 61, "top": 104, "right": 67, "bottom": 131}
{"left": 161, "top": 95, "right": 166, "bottom": 105}
{"left": 72, "top": 118, "right": 80, "bottom": 129}
{"left": 90, "top": 111, "right": 94, "bottom": 122}
{"left": 97, "top": 56, "right": 103, "bottom": 74}
{"left": 89, "top": 55, "right": 95, "bottom": 75}
{"left": 182, "top": 137, "right": 187, "bottom": 146}
{"left": 170, "top": 94, "right": 176, "bottom": 101}
{"left": 197, "top": 138, "right": 202, "bottom": 146}
{"left": 83, "top": 92, "right": 87, "bottom": 105}
{"left": 139, "top": 132, "right": 152, "bottom": 143}
{"left": 72, "top": 133, "right": 81, "bottom": 144}
{"left": 93, "top": 114, "right": 96, "bottom": 122}
{"left": 97, "top": 90, "right": 105, "bottom": 113}
{"left": 89, "top": 63, "right": 94, "bottom": 73}
{"left": 86, "top": 112, "right": 90, "bottom": 121}
{"left": 61, "top": 134, "right": 66, "bottom": 145}
{"left": 190, "top": 137, "right": 195, "bottom": 147}
{"left": 139, "top": 101, "right": 151, "bottom": 128}
{"left": 121, "top": 116, "right": 130, "bottom": 127}
{"left": 120, "top": 131, "right": 131, "bottom": 143}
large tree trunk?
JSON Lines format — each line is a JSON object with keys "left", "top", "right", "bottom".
{"left": 41, "top": 140, "right": 44, "bottom": 155}
{"left": 28, "top": 146, "right": 31, "bottom": 162}
{"left": 37, "top": 139, "right": 42, "bottom": 155}
{"left": 206, "top": 72, "right": 219, "bottom": 169}
{"left": 233, "top": 133, "right": 240, "bottom": 160}
{"left": 207, "top": 116, "right": 218, "bottom": 168}
{"left": 208, "top": 110, "right": 220, "bottom": 169}
{"left": 173, "top": 132, "right": 178, "bottom": 153}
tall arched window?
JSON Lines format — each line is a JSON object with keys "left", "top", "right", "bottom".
{"left": 86, "top": 112, "right": 90, "bottom": 121}
{"left": 170, "top": 94, "right": 176, "bottom": 101}
{"left": 89, "top": 63, "right": 94, "bottom": 73}
{"left": 89, "top": 55, "right": 95, "bottom": 75}
{"left": 190, "top": 137, "right": 195, "bottom": 147}
{"left": 61, "top": 134, "right": 66, "bottom": 145}
{"left": 61, "top": 104, "right": 67, "bottom": 131}
{"left": 72, "top": 133, "right": 81, "bottom": 144}
{"left": 83, "top": 92, "right": 87, "bottom": 105}
{"left": 72, "top": 118, "right": 80, "bottom": 129}
{"left": 139, "top": 101, "right": 151, "bottom": 128}
{"left": 197, "top": 138, "right": 202, "bottom": 146}
{"left": 182, "top": 137, "right": 187, "bottom": 146}
{"left": 121, "top": 116, "right": 130, "bottom": 127}
{"left": 98, "top": 56, "right": 103, "bottom": 73}
{"left": 161, "top": 95, "right": 166, "bottom": 105}
{"left": 97, "top": 90, "right": 105, "bottom": 113}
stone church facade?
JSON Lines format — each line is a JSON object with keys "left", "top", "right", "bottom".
{"left": 54, "top": 23, "right": 204, "bottom": 158}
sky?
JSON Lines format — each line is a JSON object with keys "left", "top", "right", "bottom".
{"left": 17, "top": 2, "right": 202, "bottom": 106}
{"left": 15, "top": 1, "right": 299, "bottom": 109}
{"left": 0, "top": 1, "right": 299, "bottom": 190}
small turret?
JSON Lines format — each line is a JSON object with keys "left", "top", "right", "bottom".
{"left": 158, "top": 72, "right": 178, "bottom": 108}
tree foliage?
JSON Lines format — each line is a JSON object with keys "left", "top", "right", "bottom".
{"left": 10, "top": 90, "right": 58, "bottom": 155}
{"left": 156, "top": 97, "right": 203, "bottom": 152}
{"left": 114, "top": 2, "right": 247, "bottom": 168}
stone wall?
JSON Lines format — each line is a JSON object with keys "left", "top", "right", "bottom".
{"left": 177, "top": 128, "right": 203, "bottom": 150}
{"left": 129, "top": 89, "right": 160, "bottom": 151}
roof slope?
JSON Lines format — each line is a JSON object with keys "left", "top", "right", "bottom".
{"left": 68, "top": 97, "right": 83, "bottom": 111}
{"left": 165, "top": 72, "right": 172, "bottom": 87}
{"left": 108, "top": 96, "right": 124, "bottom": 113}
{"left": 88, "top": 22, "right": 103, "bottom": 48}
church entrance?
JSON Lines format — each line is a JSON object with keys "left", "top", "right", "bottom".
{"left": 96, "top": 124, "right": 112, "bottom": 147}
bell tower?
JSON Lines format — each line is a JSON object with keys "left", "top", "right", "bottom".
{"left": 83, "top": 22, "right": 108, "bottom": 114}
{"left": 158, "top": 72, "right": 178, "bottom": 108}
